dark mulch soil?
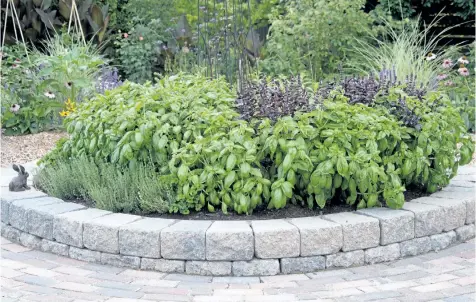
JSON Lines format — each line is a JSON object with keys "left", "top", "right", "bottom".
{"left": 53, "top": 186, "right": 432, "bottom": 221}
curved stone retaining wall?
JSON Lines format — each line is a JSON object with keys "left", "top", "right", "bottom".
{"left": 1, "top": 180, "right": 475, "bottom": 276}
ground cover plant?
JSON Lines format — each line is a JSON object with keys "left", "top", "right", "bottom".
{"left": 38, "top": 72, "right": 474, "bottom": 215}
{"left": 34, "top": 156, "right": 174, "bottom": 213}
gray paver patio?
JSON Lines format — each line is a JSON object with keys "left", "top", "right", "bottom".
{"left": 1, "top": 237, "right": 474, "bottom": 301}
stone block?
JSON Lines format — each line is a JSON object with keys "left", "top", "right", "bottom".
{"left": 280, "top": 256, "right": 325, "bottom": 274}
{"left": 399, "top": 237, "right": 432, "bottom": 257}
{"left": 9, "top": 197, "right": 63, "bottom": 232}
{"left": 0, "top": 187, "right": 47, "bottom": 202}
{"left": 83, "top": 213, "right": 141, "bottom": 253}
{"left": 413, "top": 197, "right": 466, "bottom": 231}
{"left": 19, "top": 232, "right": 42, "bottom": 249}
{"left": 206, "top": 221, "right": 254, "bottom": 261}
{"left": 140, "top": 258, "right": 185, "bottom": 273}
{"left": 289, "top": 217, "right": 342, "bottom": 256}
{"left": 401, "top": 202, "right": 445, "bottom": 237}
{"left": 323, "top": 212, "right": 380, "bottom": 251}
{"left": 448, "top": 180, "right": 474, "bottom": 188}
{"left": 27, "top": 202, "right": 85, "bottom": 240}
{"left": 232, "top": 259, "right": 280, "bottom": 276}
{"left": 455, "top": 165, "right": 476, "bottom": 175}
{"left": 357, "top": 208, "right": 414, "bottom": 245}
{"left": 430, "top": 231, "right": 456, "bottom": 251}
{"left": 455, "top": 224, "right": 475, "bottom": 242}
{"left": 69, "top": 247, "right": 101, "bottom": 263}
{"left": 452, "top": 173, "right": 476, "bottom": 182}
{"left": 53, "top": 208, "right": 111, "bottom": 247}
{"left": 161, "top": 220, "right": 212, "bottom": 260}
{"left": 119, "top": 218, "right": 175, "bottom": 258}
{"left": 40, "top": 239, "right": 69, "bottom": 256}
{"left": 364, "top": 243, "right": 401, "bottom": 264}
{"left": 432, "top": 188, "right": 475, "bottom": 200}
{"left": 326, "top": 250, "right": 364, "bottom": 268}
{"left": 100, "top": 252, "right": 140, "bottom": 269}
{"left": 465, "top": 199, "right": 475, "bottom": 224}
{"left": 251, "top": 219, "right": 300, "bottom": 258}
{"left": 1, "top": 224, "right": 21, "bottom": 242}
{"left": 0, "top": 188, "right": 47, "bottom": 224}
{"left": 185, "top": 261, "right": 232, "bottom": 276}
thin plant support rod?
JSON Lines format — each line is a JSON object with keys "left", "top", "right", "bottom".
{"left": 67, "top": 0, "right": 86, "bottom": 45}
{"left": 1, "top": 0, "right": 30, "bottom": 63}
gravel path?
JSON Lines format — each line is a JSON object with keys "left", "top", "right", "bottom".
{"left": 1, "top": 131, "right": 67, "bottom": 167}
{"left": 1, "top": 237, "right": 475, "bottom": 302}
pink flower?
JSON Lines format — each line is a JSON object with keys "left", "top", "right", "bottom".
{"left": 123, "top": 33, "right": 129, "bottom": 38}
{"left": 139, "top": 36, "right": 143, "bottom": 41}
{"left": 11, "top": 64, "right": 19, "bottom": 69}
{"left": 444, "top": 80, "right": 454, "bottom": 86}
{"left": 442, "top": 58, "right": 452, "bottom": 69}
{"left": 437, "top": 74, "right": 448, "bottom": 80}
{"left": 458, "top": 67, "right": 469, "bottom": 76}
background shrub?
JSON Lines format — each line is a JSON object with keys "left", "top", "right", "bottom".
{"left": 113, "top": 19, "right": 170, "bottom": 83}
{"left": 1, "top": 34, "right": 106, "bottom": 135}
{"left": 260, "top": 0, "right": 373, "bottom": 81}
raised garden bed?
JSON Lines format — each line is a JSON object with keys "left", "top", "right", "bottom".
{"left": 2, "top": 166, "right": 474, "bottom": 276}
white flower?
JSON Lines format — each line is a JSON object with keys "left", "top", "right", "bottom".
{"left": 457, "top": 56, "right": 469, "bottom": 64}
{"left": 44, "top": 91, "right": 55, "bottom": 98}
{"left": 455, "top": 153, "right": 461, "bottom": 162}
{"left": 426, "top": 53, "right": 437, "bottom": 61}
{"left": 10, "top": 104, "right": 20, "bottom": 113}
{"left": 445, "top": 168, "right": 452, "bottom": 177}
{"left": 65, "top": 81, "right": 73, "bottom": 89}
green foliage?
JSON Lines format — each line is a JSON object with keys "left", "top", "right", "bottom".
{"left": 36, "top": 33, "right": 106, "bottom": 101}
{"left": 41, "top": 73, "right": 474, "bottom": 215}
{"left": 1, "top": 34, "right": 105, "bottom": 135}
{"left": 251, "top": 0, "right": 284, "bottom": 28}
{"left": 1, "top": 44, "right": 63, "bottom": 135}
{"left": 1, "top": 0, "right": 111, "bottom": 46}
{"left": 436, "top": 44, "right": 475, "bottom": 132}
{"left": 260, "top": 0, "right": 373, "bottom": 81}
{"left": 34, "top": 156, "right": 174, "bottom": 213}
{"left": 115, "top": 0, "right": 176, "bottom": 32}
{"left": 113, "top": 19, "right": 169, "bottom": 83}
{"left": 347, "top": 14, "right": 456, "bottom": 88}
{"left": 375, "top": 0, "right": 474, "bottom": 20}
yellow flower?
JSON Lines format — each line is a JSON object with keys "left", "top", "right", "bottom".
{"left": 59, "top": 110, "right": 70, "bottom": 117}
{"left": 64, "top": 99, "right": 77, "bottom": 112}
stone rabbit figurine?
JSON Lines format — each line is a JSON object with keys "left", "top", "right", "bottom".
{"left": 9, "top": 164, "right": 31, "bottom": 192}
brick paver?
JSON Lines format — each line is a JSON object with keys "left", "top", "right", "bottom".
{"left": 0, "top": 237, "right": 474, "bottom": 301}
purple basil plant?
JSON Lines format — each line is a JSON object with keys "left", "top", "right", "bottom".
{"left": 96, "top": 67, "right": 123, "bottom": 94}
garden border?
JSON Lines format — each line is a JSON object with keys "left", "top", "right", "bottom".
{"left": 1, "top": 174, "right": 475, "bottom": 276}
